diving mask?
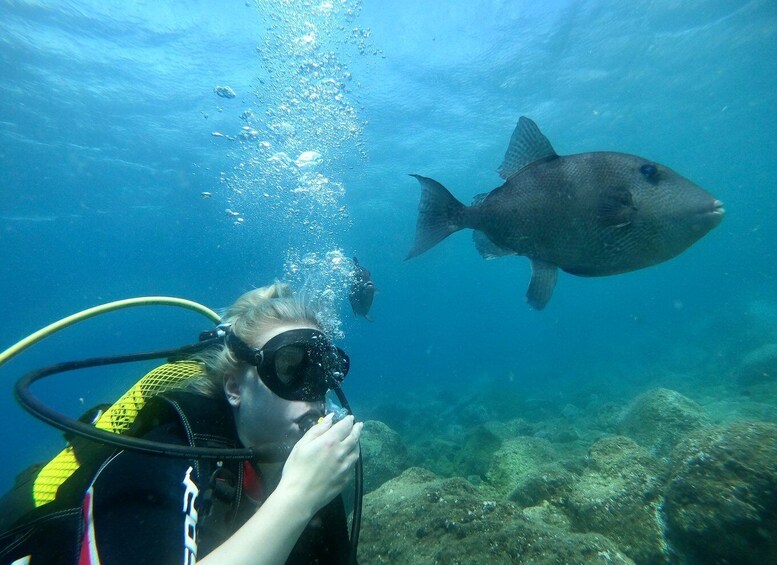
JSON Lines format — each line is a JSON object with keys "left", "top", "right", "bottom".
{"left": 227, "top": 328, "right": 349, "bottom": 401}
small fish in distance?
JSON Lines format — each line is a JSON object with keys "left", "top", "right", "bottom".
{"left": 349, "top": 257, "right": 375, "bottom": 321}
{"left": 407, "top": 116, "right": 724, "bottom": 310}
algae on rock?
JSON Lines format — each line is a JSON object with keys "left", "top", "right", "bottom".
{"left": 359, "top": 420, "right": 410, "bottom": 494}
{"left": 663, "top": 421, "right": 777, "bottom": 564}
{"left": 617, "top": 388, "right": 710, "bottom": 458}
{"left": 564, "top": 436, "right": 669, "bottom": 565}
{"left": 359, "top": 467, "right": 635, "bottom": 565}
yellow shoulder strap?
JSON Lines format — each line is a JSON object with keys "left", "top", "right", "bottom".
{"left": 32, "top": 360, "right": 205, "bottom": 506}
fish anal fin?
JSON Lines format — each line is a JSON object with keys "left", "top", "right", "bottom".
{"left": 473, "top": 231, "right": 515, "bottom": 260}
{"left": 497, "top": 116, "right": 558, "bottom": 180}
{"left": 526, "top": 258, "right": 559, "bottom": 310}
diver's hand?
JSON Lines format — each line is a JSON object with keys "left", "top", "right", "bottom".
{"left": 197, "top": 415, "right": 361, "bottom": 565}
{"left": 277, "top": 413, "right": 362, "bottom": 518}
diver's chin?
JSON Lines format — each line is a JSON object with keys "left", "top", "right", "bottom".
{"left": 251, "top": 440, "right": 294, "bottom": 463}
{"left": 289, "top": 427, "right": 305, "bottom": 443}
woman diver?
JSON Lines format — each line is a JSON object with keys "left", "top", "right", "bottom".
{"left": 1, "top": 282, "right": 362, "bottom": 564}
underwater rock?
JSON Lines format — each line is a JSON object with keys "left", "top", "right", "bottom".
{"left": 508, "top": 463, "right": 577, "bottom": 508}
{"left": 481, "top": 417, "right": 537, "bottom": 439}
{"left": 404, "top": 417, "right": 540, "bottom": 480}
{"left": 564, "top": 436, "right": 669, "bottom": 565}
{"left": 561, "top": 403, "right": 582, "bottom": 420}
{"left": 593, "top": 402, "right": 621, "bottom": 433}
{"left": 702, "top": 397, "right": 777, "bottom": 425}
{"left": 553, "top": 428, "right": 580, "bottom": 442}
{"left": 406, "top": 437, "right": 461, "bottom": 478}
{"left": 485, "top": 436, "right": 559, "bottom": 497}
{"left": 738, "top": 342, "right": 777, "bottom": 385}
{"left": 533, "top": 420, "right": 582, "bottom": 444}
{"left": 663, "top": 421, "right": 777, "bottom": 564}
{"left": 617, "top": 388, "right": 710, "bottom": 458}
{"left": 586, "top": 435, "right": 662, "bottom": 476}
{"left": 453, "top": 424, "right": 504, "bottom": 480}
{"left": 366, "top": 401, "right": 416, "bottom": 435}
{"left": 521, "top": 499, "right": 572, "bottom": 531}
{"left": 359, "top": 467, "right": 635, "bottom": 564}
{"left": 359, "top": 420, "right": 410, "bottom": 494}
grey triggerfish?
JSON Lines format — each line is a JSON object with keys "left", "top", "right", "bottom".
{"left": 407, "top": 117, "right": 724, "bottom": 310}
{"left": 349, "top": 257, "right": 375, "bottom": 320}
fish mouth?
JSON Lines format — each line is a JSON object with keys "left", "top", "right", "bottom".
{"left": 688, "top": 199, "right": 724, "bottom": 233}
{"left": 710, "top": 199, "right": 725, "bottom": 224}
{"left": 697, "top": 199, "right": 725, "bottom": 224}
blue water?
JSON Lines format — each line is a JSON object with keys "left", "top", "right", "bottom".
{"left": 0, "top": 0, "right": 775, "bottom": 494}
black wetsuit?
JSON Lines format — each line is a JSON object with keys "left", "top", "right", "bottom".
{"left": 0, "top": 391, "right": 351, "bottom": 564}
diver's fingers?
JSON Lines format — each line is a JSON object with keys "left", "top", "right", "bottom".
{"left": 341, "top": 422, "right": 362, "bottom": 454}
{"left": 342, "top": 438, "right": 361, "bottom": 469}
{"left": 326, "top": 414, "right": 356, "bottom": 442}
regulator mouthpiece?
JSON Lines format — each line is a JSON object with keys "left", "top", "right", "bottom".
{"left": 325, "top": 395, "right": 350, "bottom": 423}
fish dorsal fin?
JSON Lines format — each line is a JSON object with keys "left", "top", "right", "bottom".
{"left": 497, "top": 116, "right": 558, "bottom": 180}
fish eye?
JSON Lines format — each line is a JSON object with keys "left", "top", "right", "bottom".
{"left": 640, "top": 163, "right": 658, "bottom": 178}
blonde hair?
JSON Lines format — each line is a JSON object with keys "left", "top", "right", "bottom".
{"left": 184, "top": 281, "right": 321, "bottom": 397}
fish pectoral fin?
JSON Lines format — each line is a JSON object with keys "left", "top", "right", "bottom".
{"left": 598, "top": 185, "right": 637, "bottom": 227}
{"left": 497, "top": 117, "right": 558, "bottom": 180}
{"left": 473, "top": 231, "right": 515, "bottom": 259}
{"left": 526, "top": 259, "right": 559, "bottom": 310}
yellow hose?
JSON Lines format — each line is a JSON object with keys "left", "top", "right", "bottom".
{"left": 0, "top": 296, "right": 221, "bottom": 368}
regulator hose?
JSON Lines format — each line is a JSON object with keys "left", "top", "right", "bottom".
{"left": 333, "top": 385, "right": 364, "bottom": 564}
{"left": 0, "top": 296, "right": 221, "bottom": 366}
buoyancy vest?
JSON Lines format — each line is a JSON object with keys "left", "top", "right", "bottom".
{"left": 0, "top": 390, "right": 245, "bottom": 564}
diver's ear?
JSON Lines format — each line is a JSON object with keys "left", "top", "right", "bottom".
{"left": 224, "top": 372, "right": 242, "bottom": 407}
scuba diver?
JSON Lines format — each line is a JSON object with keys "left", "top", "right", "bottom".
{"left": 0, "top": 282, "right": 362, "bottom": 564}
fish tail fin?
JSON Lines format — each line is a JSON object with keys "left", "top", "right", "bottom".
{"left": 406, "top": 174, "right": 467, "bottom": 259}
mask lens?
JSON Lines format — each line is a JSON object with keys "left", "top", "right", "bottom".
{"left": 273, "top": 345, "right": 306, "bottom": 386}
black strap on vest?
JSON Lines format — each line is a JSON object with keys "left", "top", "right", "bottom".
{"left": 134, "top": 391, "right": 246, "bottom": 545}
